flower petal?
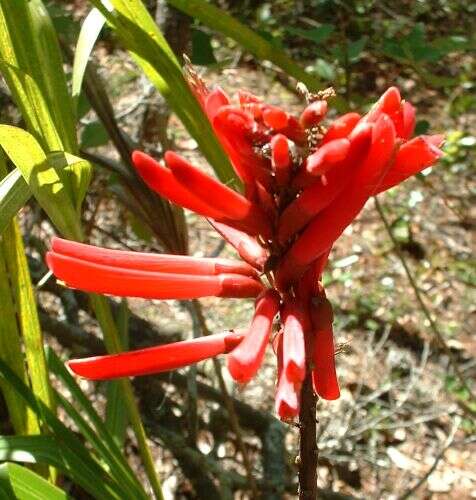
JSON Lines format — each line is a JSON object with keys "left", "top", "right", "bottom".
{"left": 279, "top": 123, "right": 372, "bottom": 244}
{"left": 227, "top": 289, "right": 280, "bottom": 383}
{"left": 377, "top": 134, "right": 444, "bottom": 193}
{"left": 204, "top": 86, "right": 230, "bottom": 120}
{"left": 282, "top": 298, "right": 307, "bottom": 383}
{"left": 263, "top": 105, "right": 289, "bottom": 130}
{"left": 310, "top": 298, "right": 339, "bottom": 400}
{"left": 305, "top": 138, "right": 350, "bottom": 176}
{"left": 299, "top": 100, "right": 327, "bottom": 129}
{"left": 132, "top": 151, "right": 224, "bottom": 219}
{"left": 51, "top": 237, "right": 258, "bottom": 277}
{"left": 47, "top": 252, "right": 263, "bottom": 299}
{"left": 322, "top": 112, "right": 361, "bottom": 144}
{"left": 166, "top": 151, "right": 271, "bottom": 238}
{"left": 271, "top": 134, "right": 291, "bottom": 187}
{"left": 68, "top": 330, "right": 245, "bottom": 380}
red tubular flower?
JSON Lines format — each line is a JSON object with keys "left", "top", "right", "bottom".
{"left": 207, "top": 220, "right": 269, "bottom": 271}
{"left": 277, "top": 113, "right": 398, "bottom": 288}
{"left": 271, "top": 134, "right": 291, "bottom": 187}
{"left": 48, "top": 78, "right": 443, "bottom": 420}
{"left": 132, "top": 151, "right": 225, "bottom": 220}
{"left": 263, "top": 105, "right": 289, "bottom": 130}
{"left": 310, "top": 297, "right": 339, "bottom": 400}
{"left": 165, "top": 151, "right": 272, "bottom": 238}
{"left": 68, "top": 330, "right": 245, "bottom": 380}
{"left": 305, "top": 138, "right": 350, "bottom": 177}
{"left": 51, "top": 237, "right": 258, "bottom": 277}
{"left": 377, "top": 134, "right": 444, "bottom": 192}
{"left": 47, "top": 251, "right": 263, "bottom": 300}
{"left": 281, "top": 298, "right": 307, "bottom": 383}
{"left": 275, "top": 367, "right": 301, "bottom": 420}
{"left": 299, "top": 100, "right": 328, "bottom": 129}
{"left": 279, "top": 122, "right": 373, "bottom": 243}
{"left": 322, "top": 112, "right": 361, "bottom": 144}
{"left": 227, "top": 289, "right": 280, "bottom": 383}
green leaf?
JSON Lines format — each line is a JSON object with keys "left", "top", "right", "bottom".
{"left": 191, "top": 29, "right": 217, "bottom": 66}
{"left": 0, "top": 168, "right": 30, "bottom": 237}
{"left": 0, "top": 359, "right": 124, "bottom": 500}
{"left": 1, "top": 218, "right": 54, "bottom": 425}
{"left": 0, "top": 463, "right": 68, "bottom": 500}
{"left": 313, "top": 58, "right": 335, "bottom": 81}
{"left": 347, "top": 36, "right": 367, "bottom": 62}
{"left": 286, "top": 24, "right": 334, "bottom": 45}
{"left": 0, "top": 61, "right": 63, "bottom": 152}
{"left": 0, "top": 125, "right": 82, "bottom": 239}
{"left": 106, "top": 300, "right": 130, "bottom": 449}
{"left": 0, "top": 436, "right": 118, "bottom": 500}
{"left": 0, "top": 0, "right": 76, "bottom": 153}
{"left": 72, "top": 8, "right": 106, "bottom": 112}
{"left": 80, "top": 121, "right": 110, "bottom": 149}
{"left": 46, "top": 349, "right": 146, "bottom": 499}
{"left": 0, "top": 164, "right": 38, "bottom": 437}
{"left": 47, "top": 151, "right": 92, "bottom": 214}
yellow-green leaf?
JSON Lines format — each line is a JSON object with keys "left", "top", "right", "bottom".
{"left": 0, "top": 126, "right": 82, "bottom": 240}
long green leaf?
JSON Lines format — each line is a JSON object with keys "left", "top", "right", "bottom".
{"left": 0, "top": 359, "right": 124, "bottom": 500}
{"left": 0, "top": 463, "right": 68, "bottom": 500}
{"left": 72, "top": 8, "right": 106, "bottom": 112}
{"left": 0, "top": 169, "right": 29, "bottom": 237}
{"left": 0, "top": 61, "right": 63, "bottom": 152}
{"left": 2, "top": 218, "right": 54, "bottom": 424}
{"left": 0, "top": 0, "right": 76, "bottom": 152}
{"left": 167, "top": 0, "right": 321, "bottom": 91}
{"left": 0, "top": 0, "right": 91, "bottom": 205}
{"left": 106, "top": 300, "right": 130, "bottom": 449}
{"left": 89, "top": 0, "right": 238, "bottom": 189}
{"left": 0, "top": 126, "right": 82, "bottom": 240}
{"left": 46, "top": 349, "right": 148, "bottom": 500}
{"left": 0, "top": 156, "right": 38, "bottom": 435}
{"left": 0, "top": 436, "right": 117, "bottom": 500}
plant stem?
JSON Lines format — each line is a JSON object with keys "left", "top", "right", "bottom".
{"left": 90, "top": 294, "right": 164, "bottom": 500}
{"left": 298, "top": 373, "right": 318, "bottom": 500}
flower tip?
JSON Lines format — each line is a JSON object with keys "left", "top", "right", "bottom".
{"left": 380, "top": 86, "right": 401, "bottom": 112}
{"left": 226, "top": 355, "right": 253, "bottom": 384}
{"left": 67, "top": 358, "right": 94, "bottom": 379}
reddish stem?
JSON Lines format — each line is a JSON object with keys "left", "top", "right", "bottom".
{"left": 298, "top": 373, "right": 318, "bottom": 499}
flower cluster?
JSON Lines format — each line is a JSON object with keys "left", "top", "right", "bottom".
{"left": 47, "top": 77, "right": 443, "bottom": 420}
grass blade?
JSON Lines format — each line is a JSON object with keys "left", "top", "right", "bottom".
{"left": 46, "top": 349, "right": 148, "bottom": 499}
{"left": 0, "top": 168, "right": 30, "bottom": 237}
{"left": 72, "top": 8, "right": 106, "bottom": 112}
{"left": 0, "top": 359, "right": 125, "bottom": 500}
{"left": 106, "top": 299, "right": 130, "bottom": 449}
{"left": 1, "top": 217, "right": 54, "bottom": 425}
{"left": 0, "top": 126, "right": 82, "bottom": 240}
{"left": 0, "top": 463, "right": 68, "bottom": 500}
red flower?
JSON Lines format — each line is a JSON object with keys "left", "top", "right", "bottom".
{"left": 47, "top": 80, "right": 443, "bottom": 420}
